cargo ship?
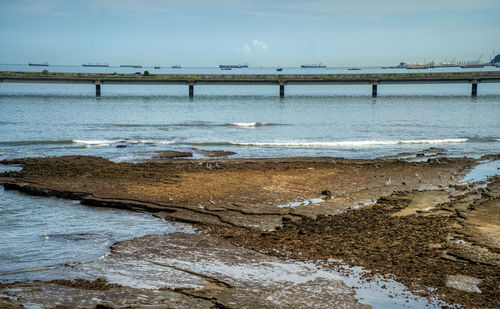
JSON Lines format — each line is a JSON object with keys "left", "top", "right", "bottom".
{"left": 219, "top": 63, "right": 248, "bottom": 69}
{"left": 406, "top": 64, "right": 431, "bottom": 69}
{"left": 381, "top": 62, "right": 406, "bottom": 69}
{"left": 436, "top": 61, "right": 459, "bottom": 68}
{"left": 120, "top": 64, "right": 142, "bottom": 68}
{"left": 460, "top": 64, "right": 485, "bottom": 69}
{"left": 300, "top": 63, "right": 326, "bottom": 68}
{"left": 29, "top": 62, "right": 48, "bottom": 66}
{"left": 82, "top": 63, "right": 109, "bottom": 67}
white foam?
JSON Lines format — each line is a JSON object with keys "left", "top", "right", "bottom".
{"left": 228, "top": 138, "right": 468, "bottom": 147}
{"left": 129, "top": 139, "right": 176, "bottom": 145}
{"left": 72, "top": 139, "right": 176, "bottom": 147}
{"left": 73, "top": 139, "right": 122, "bottom": 146}
{"left": 229, "top": 122, "right": 268, "bottom": 127}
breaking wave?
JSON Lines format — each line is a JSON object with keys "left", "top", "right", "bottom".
{"left": 73, "top": 139, "right": 177, "bottom": 147}
{"left": 0, "top": 139, "right": 179, "bottom": 147}
{"left": 191, "top": 138, "right": 469, "bottom": 147}
{"left": 228, "top": 122, "right": 269, "bottom": 127}
{"left": 0, "top": 140, "right": 74, "bottom": 146}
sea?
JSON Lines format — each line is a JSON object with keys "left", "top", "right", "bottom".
{"left": 1, "top": 64, "right": 499, "bottom": 307}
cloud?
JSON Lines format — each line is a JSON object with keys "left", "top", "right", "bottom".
{"left": 236, "top": 43, "right": 251, "bottom": 54}
{"left": 252, "top": 40, "right": 268, "bottom": 51}
{"left": 236, "top": 44, "right": 252, "bottom": 55}
{"left": 236, "top": 40, "right": 269, "bottom": 54}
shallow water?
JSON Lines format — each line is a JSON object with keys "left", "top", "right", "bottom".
{"left": 461, "top": 160, "right": 500, "bottom": 183}
{"left": 7, "top": 232, "right": 445, "bottom": 308}
{"left": 0, "top": 186, "right": 192, "bottom": 282}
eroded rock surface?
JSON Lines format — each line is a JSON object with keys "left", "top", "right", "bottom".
{"left": 1, "top": 155, "right": 498, "bottom": 308}
{"left": 207, "top": 176, "right": 500, "bottom": 308}
{"left": 0, "top": 155, "right": 473, "bottom": 230}
{"left": 0, "top": 233, "right": 368, "bottom": 308}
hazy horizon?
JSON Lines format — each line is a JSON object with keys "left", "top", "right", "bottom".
{"left": 1, "top": 0, "right": 499, "bottom": 67}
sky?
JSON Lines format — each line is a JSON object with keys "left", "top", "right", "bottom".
{"left": 1, "top": 0, "right": 499, "bottom": 67}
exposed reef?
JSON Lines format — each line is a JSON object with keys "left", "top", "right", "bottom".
{"left": 1, "top": 155, "right": 499, "bottom": 308}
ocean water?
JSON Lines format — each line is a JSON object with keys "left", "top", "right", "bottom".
{"left": 1, "top": 65, "right": 500, "bottom": 161}
{"left": 0, "top": 65, "right": 499, "bottom": 300}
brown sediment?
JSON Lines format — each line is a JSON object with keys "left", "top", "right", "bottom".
{"left": 198, "top": 150, "right": 237, "bottom": 158}
{"left": 0, "top": 155, "right": 473, "bottom": 230}
{"left": 206, "top": 177, "right": 500, "bottom": 308}
{"left": 1, "top": 155, "right": 499, "bottom": 307}
{"left": 48, "top": 278, "right": 121, "bottom": 291}
{"left": 154, "top": 150, "right": 194, "bottom": 158}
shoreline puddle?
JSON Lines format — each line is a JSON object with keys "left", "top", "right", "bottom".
{"left": 326, "top": 261, "right": 449, "bottom": 308}
{"left": 0, "top": 164, "right": 23, "bottom": 172}
{"left": 461, "top": 160, "right": 500, "bottom": 183}
{"left": 277, "top": 197, "right": 331, "bottom": 208}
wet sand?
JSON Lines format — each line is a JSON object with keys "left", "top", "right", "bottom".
{"left": 0, "top": 154, "right": 499, "bottom": 308}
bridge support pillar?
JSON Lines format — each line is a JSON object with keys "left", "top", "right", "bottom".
{"left": 189, "top": 84, "right": 194, "bottom": 98}
{"left": 371, "top": 83, "right": 377, "bottom": 97}
{"left": 95, "top": 83, "right": 101, "bottom": 97}
{"left": 471, "top": 81, "right": 478, "bottom": 97}
{"left": 279, "top": 82, "right": 285, "bottom": 98}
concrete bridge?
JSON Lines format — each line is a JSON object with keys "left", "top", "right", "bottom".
{"left": 1, "top": 70, "right": 500, "bottom": 98}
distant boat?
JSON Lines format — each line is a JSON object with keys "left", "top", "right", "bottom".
{"left": 120, "top": 64, "right": 142, "bottom": 68}
{"left": 406, "top": 64, "right": 430, "bottom": 69}
{"left": 347, "top": 67, "right": 361, "bottom": 70}
{"left": 220, "top": 67, "right": 232, "bottom": 70}
{"left": 381, "top": 62, "right": 406, "bottom": 69}
{"left": 276, "top": 66, "right": 283, "bottom": 72}
{"left": 172, "top": 65, "right": 181, "bottom": 69}
{"left": 219, "top": 63, "right": 248, "bottom": 69}
{"left": 460, "top": 64, "right": 485, "bottom": 69}
{"left": 436, "top": 62, "right": 459, "bottom": 68}
{"left": 83, "top": 63, "right": 109, "bottom": 67}
{"left": 29, "top": 62, "right": 48, "bottom": 66}
{"left": 301, "top": 63, "right": 326, "bottom": 68}
{"left": 154, "top": 66, "right": 161, "bottom": 69}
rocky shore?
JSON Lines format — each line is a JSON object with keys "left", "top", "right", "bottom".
{"left": 0, "top": 154, "right": 499, "bottom": 308}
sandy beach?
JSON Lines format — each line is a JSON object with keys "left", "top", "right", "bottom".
{"left": 0, "top": 153, "right": 499, "bottom": 308}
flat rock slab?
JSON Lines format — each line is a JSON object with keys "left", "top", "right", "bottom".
{"left": 154, "top": 150, "right": 193, "bottom": 158}
{"left": 0, "top": 281, "right": 213, "bottom": 309}
{"left": 0, "top": 233, "right": 368, "bottom": 309}
{"left": 446, "top": 275, "right": 482, "bottom": 293}
{"left": 0, "top": 155, "right": 474, "bottom": 230}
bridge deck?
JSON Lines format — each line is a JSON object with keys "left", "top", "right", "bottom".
{"left": 2, "top": 71, "right": 500, "bottom": 85}
{"left": 1, "top": 70, "right": 500, "bottom": 97}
